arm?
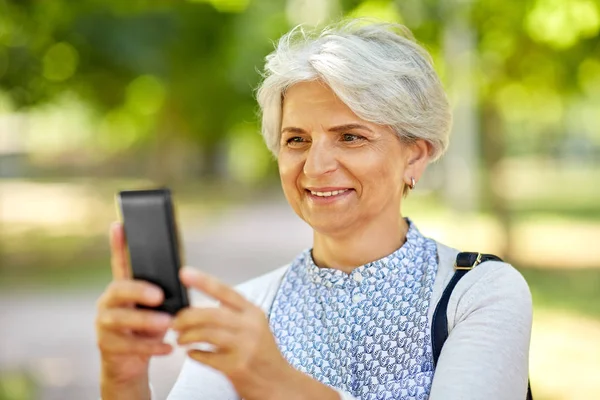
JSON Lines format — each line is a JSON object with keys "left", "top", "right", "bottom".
{"left": 429, "top": 262, "right": 533, "bottom": 400}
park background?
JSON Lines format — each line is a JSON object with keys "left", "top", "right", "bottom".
{"left": 1, "top": 0, "right": 599, "bottom": 399}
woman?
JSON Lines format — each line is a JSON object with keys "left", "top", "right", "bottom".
{"left": 96, "top": 20, "right": 532, "bottom": 400}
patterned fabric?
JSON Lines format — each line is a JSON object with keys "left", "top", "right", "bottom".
{"left": 268, "top": 221, "right": 438, "bottom": 400}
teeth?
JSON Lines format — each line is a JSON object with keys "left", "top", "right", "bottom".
{"left": 310, "top": 189, "right": 348, "bottom": 197}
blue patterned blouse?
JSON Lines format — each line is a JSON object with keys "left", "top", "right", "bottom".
{"left": 268, "top": 221, "right": 439, "bottom": 400}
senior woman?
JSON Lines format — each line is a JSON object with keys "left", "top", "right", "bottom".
{"left": 96, "top": 20, "right": 533, "bottom": 400}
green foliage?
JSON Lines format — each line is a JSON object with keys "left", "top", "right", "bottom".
{"left": 0, "top": 0, "right": 289, "bottom": 177}
{"left": 1, "top": 0, "right": 599, "bottom": 176}
{"left": 0, "top": 370, "right": 37, "bottom": 400}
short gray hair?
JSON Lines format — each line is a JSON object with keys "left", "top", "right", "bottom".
{"left": 256, "top": 19, "right": 452, "bottom": 162}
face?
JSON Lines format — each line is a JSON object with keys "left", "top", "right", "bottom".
{"left": 278, "top": 80, "right": 427, "bottom": 236}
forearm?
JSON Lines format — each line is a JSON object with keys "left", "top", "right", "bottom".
{"left": 275, "top": 365, "right": 341, "bottom": 400}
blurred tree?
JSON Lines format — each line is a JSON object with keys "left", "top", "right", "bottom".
{"left": 390, "top": 0, "right": 600, "bottom": 258}
{"left": 0, "top": 0, "right": 289, "bottom": 181}
{"left": 473, "top": 0, "right": 600, "bottom": 257}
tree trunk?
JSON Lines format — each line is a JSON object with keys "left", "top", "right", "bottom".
{"left": 147, "top": 102, "right": 201, "bottom": 184}
{"left": 481, "top": 101, "right": 513, "bottom": 260}
{"left": 442, "top": 0, "right": 480, "bottom": 213}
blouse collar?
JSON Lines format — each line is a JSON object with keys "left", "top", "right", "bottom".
{"left": 303, "top": 218, "right": 422, "bottom": 288}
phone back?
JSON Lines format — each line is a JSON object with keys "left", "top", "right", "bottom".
{"left": 117, "top": 188, "right": 189, "bottom": 315}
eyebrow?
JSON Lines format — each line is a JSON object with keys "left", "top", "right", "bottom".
{"left": 281, "top": 123, "right": 373, "bottom": 134}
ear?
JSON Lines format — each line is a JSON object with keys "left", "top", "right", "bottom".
{"left": 404, "top": 139, "right": 431, "bottom": 186}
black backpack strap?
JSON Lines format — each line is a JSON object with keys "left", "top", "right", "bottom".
{"left": 431, "top": 252, "right": 533, "bottom": 399}
{"left": 432, "top": 252, "right": 502, "bottom": 365}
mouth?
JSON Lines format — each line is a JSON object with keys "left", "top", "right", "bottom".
{"left": 307, "top": 188, "right": 351, "bottom": 197}
{"left": 304, "top": 187, "right": 354, "bottom": 203}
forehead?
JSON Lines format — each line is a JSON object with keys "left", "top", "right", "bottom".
{"left": 281, "top": 81, "right": 358, "bottom": 124}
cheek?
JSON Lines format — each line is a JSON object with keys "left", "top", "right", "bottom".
{"left": 354, "top": 151, "right": 404, "bottom": 195}
{"left": 278, "top": 153, "right": 301, "bottom": 194}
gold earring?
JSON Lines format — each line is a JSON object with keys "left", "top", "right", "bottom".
{"left": 409, "top": 177, "right": 416, "bottom": 190}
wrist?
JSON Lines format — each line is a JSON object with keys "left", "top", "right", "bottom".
{"left": 100, "top": 367, "right": 151, "bottom": 400}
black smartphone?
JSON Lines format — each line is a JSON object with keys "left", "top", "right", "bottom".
{"left": 116, "top": 188, "right": 189, "bottom": 315}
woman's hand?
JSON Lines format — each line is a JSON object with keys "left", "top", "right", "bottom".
{"left": 173, "top": 268, "right": 340, "bottom": 400}
{"left": 95, "top": 223, "right": 174, "bottom": 400}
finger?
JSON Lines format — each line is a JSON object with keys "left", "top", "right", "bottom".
{"left": 97, "top": 308, "right": 172, "bottom": 333}
{"left": 172, "top": 307, "right": 239, "bottom": 332}
{"left": 110, "top": 222, "right": 131, "bottom": 280}
{"left": 98, "top": 330, "right": 173, "bottom": 356}
{"left": 180, "top": 267, "right": 248, "bottom": 311}
{"left": 187, "top": 349, "right": 222, "bottom": 371}
{"left": 177, "top": 327, "right": 236, "bottom": 350}
{"left": 98, "top": 280, "right": 164, "bottom": 309}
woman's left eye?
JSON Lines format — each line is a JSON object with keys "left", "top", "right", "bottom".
{"left": 342, "top": 133, "right": 364, "bottom": 142}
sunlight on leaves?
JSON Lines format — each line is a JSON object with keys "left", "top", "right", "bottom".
{"left": 348, "top": 0, "right": 403, "bottom": 23}
{"left": 125, "top": 75, "right": 166, "bottom": 116}
{"left": 495, "top": 82, "right": 563, "bottom": 127}
{"left": 98, "top": 109, "right": 143, "bottom": 152}
{"left": 526, "top": 0, "right": 600, "bottom": 49}
{"left": 187, "top": 0, "right": 250, "bottom": 13}
{"left": 42, "top": 42, "right": 79, "bottom": 82}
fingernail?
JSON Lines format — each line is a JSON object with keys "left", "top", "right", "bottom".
{"left": 181, "top": 267, "right": 200, "bottom": 280}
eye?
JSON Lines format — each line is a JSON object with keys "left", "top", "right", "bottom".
{"left": 342, "top": 133, "right": 365, "bottom": 142}
{"left": 285, "top": 136, "right": 307, "bottom": 146}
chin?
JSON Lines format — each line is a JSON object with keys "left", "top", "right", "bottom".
{"left": 305, "top": 216, "right": 354, "bottom": 237}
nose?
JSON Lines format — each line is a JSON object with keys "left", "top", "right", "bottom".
{"left": 303, "top": 139, "right": 337, "bottom": 178}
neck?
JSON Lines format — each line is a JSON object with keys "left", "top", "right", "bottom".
{"left": 311, "top": 215, "right": 409, "bottom": 273}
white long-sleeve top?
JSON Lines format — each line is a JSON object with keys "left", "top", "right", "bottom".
{"left": 165, "top": 240, "right": 532, "bottom": 400}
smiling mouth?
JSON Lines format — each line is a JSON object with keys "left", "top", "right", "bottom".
{"left": 308, "top": 189, "right": 349, "bottom": 197}
{"left": 304, "top": 188, "right": 355, "bottom": 200}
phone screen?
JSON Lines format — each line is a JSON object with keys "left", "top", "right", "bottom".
{"left": 117, "top": 188, "right": 189, "bottom": 315}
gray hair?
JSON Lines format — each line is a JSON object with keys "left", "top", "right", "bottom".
{"left": 256, "top": 19, "right": 452, "bottom": 162}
